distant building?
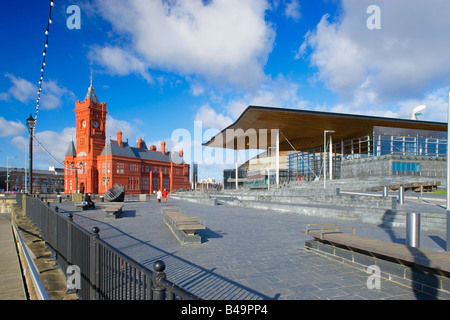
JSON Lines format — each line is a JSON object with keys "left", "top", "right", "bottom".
{"left": 223, "top": 151, "right": 289, "bottom": 189}
{"left": 64, "top": 80, "right": 190, "bottom": 194}
{"left": 205, "top": 106, "right": 448, "bottom": 188}
{"left": 0, "top": 166, "right": 64, "bottom": 194}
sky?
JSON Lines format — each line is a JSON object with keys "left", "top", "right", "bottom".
{"left": 1, "top": 0, "right": 450, "bottom": 182}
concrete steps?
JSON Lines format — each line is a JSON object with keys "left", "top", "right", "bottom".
{"left": 173, "top": 177, "right": 447, "bottom": 232}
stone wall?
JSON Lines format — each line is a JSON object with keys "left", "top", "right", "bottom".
{"left": 173, "top": 183, "right": 447, "bottom": 233}
{"left": 341, "top": 155, "right": 447, "bottom": 186}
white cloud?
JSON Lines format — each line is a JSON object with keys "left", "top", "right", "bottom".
{"left": 10, "top": 127, "right": 77, "bottom": 169}
{"left": 0, "top": 117, "right": 26, "bottom": 138}
{"left": 34, "top": 127, "right": 77, "bottom": 164}
{"left": 225, "top": 74, "right": 309, "bottom": 118}
{"left": 194, "top": 74, "right": 310, "bottom": 130}
{"left": 194, "top": 104, "right": 233, "bottom": 129}
{"left": 40, "top": 80, "right": 76, "bottom": 110}
{"left": 312, "top": 85, "right": 450, "bottom": 124}
{"left": 301, "top": 0, "right": 450, "bottom": 108}
{"left": 0, "top": 74, "right": 75, "bottom": 110}
{"left": 189, "top": 81, "right": 205, "bottom": 96}
{"left": 0, "top": 74, "right": 35, "bottom": 103}
{"left": 92, "top": 0, "right": 275, "bottom": 89}
{"left": 284, "top": 0, "right": 301, "bottom": 21}
{"left": 88, "top": 46, "right": 152, "bottom": 83}
{"left": 395, "top": 86, "right": 450, "bottom": 122}
{"left": 105, "top": 115, "right": 136, "bottom": 143}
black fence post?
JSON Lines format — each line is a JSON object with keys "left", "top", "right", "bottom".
{"left": 152, "top": 260, "right": 166, "bottom": 300}
{"left": 90, "top": 226, "right": 100, "bottom": 300}
{"left": 67, "top": 213, "right": 73, "bottom": 265}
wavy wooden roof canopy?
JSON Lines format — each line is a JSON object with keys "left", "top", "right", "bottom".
{"left": 203, "top": 106, "right": 447, "bottom": 151}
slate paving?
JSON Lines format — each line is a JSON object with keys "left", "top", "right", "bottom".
{"left": 55, "top": 193, "right": 448, "bottom": 300}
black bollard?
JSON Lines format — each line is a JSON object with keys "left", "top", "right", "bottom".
{"left": 152, "top": 260, "right": 167, "bottom": 300}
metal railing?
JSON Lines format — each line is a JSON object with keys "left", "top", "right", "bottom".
{"left": 17, "top": 194, "right": 199, "bottom": 300}
{"left": 11, "top": 218, "right": 50, "bottom": 300}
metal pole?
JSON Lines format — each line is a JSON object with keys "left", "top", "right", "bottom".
{"left": 382, "top": 186, "right": 388, "bottom": 198}
{"left": 323, "top": 131, "right": 326, "bottom": 188}
{"left": 235, "top": 150, "right": 238, "bottom": 190}
{"left": 267, "top": 153, "right": 270, "bottom": 190}
{"left": 420, "top": 184, "right": 423, "bottom": 204}
{"left": 398, "top": 186, "right": 404, "bottom": 205}
{"left": 406, "top": 212, "right": 420, "bottom": 248}
{"left": 275, "top": 130, "right": 279, "bottom": 186}
{"left": 89, "top": 226, "right": 100, "bottom": 300}
{"left": 6, "top": 157, "right": 9, "bottom": 192}
{"left": 24, "top": 146, "right": 27, "bottom": 194}
{"left": 28, "top": 127, "right": 33, "bottom": 195}
{"left": 329, "top": 134, "right": 333, "bottom": 180}
{"left": 323, "top": 130, "right": 334, "bottom": 188}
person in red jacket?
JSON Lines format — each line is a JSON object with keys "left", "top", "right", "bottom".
{"left": 162, "top": 189, "right": 168, "bottom": 203}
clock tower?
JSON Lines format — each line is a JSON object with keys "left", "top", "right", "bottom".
{"left": 65, "top": 77, "right": 107, "bottom": 194}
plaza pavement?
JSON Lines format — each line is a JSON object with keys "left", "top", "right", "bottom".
{"left": 55, "top": 193, "right": 448, "bottom": 300}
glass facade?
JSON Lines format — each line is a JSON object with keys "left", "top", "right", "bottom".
{"left": 223, "top": 169, "right": 247, "bottom": 189}
{"left": 372, "top": 126, "right": 447, "bottom": 157}
{"left": 392, "top": 162, "right": 421, "bottom": 175}
{"left": 288, "top": 126, "right": 447, "bottom": 180}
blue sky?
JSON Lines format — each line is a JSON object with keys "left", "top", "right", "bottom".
{"left": 1, "top": 0, "right": 450, "bottom": 182}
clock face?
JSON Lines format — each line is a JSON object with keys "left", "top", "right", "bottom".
{"left": 93, "top": 121, "right": 99, "bottom": 128}
{"left": 82, "top": 120, "right": 86, "bottom": 128}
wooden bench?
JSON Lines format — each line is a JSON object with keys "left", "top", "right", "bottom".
{"left": 104, "top": 204, "right": 124, "bottom": 219}
{"left": 162, "top": 207, "right": 206, "bottom": 243}
{"left": 303, "top": 223, "right": 450, "bottom": 274}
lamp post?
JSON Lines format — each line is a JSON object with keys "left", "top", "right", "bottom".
{"left": 26, "top": 115, "right": 35, "bottom": 195}
{"left": 323, "top": 130, "right": 335, "bottom": 188}
{"left": 6, "top": 156, "right": 16, "bottom": 192}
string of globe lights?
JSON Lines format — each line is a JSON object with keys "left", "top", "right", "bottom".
{"left": 34, "top": 0, "right": 55, "bottom": 130}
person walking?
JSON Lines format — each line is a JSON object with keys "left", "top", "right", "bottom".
{"left": 162, "top": 188, "right": 168, "bottom": 203}
{"left": 156, "top": 189, "right": 162, "bottom": 204}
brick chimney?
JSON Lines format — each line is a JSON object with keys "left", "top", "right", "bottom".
{"left": 137, "top": 137, "right": 143, "bottom": 149}
{"left": 161, "top": 141, "right": 166, "bottom": 155}
{"left": 117, "top": 131, "right": 123, "bottom": 147}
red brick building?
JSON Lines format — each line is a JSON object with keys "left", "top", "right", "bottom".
{"left": 64, "top": 81, "right": 190, "bottom": 195}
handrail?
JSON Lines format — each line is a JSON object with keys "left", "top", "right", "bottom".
{"left": 11, "top": 219, "right": 50, "bottom": 300}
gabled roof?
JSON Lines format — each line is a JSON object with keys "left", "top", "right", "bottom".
{"left": 100, "top": 140, "right": 186, "bottom": 164}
